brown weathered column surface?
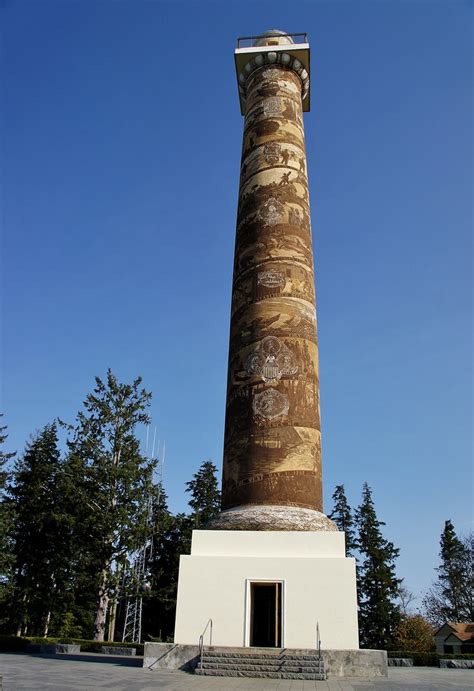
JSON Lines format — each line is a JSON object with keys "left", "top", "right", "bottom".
{"left": 209, "top": 32, "right": 336, "bottom": 531}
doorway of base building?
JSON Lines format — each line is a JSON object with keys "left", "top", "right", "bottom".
{"left": 248, "top": 581, "right": 283, "bottom": 648}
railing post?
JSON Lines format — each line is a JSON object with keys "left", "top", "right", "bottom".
{"left": 198, "top": 618, "right": 213, "bottom": 670}
{"left": 316, "top": 621, "right": 321, "bottom": 661}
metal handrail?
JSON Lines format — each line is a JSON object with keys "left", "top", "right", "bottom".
{"left": 316, "top": 621, "right": 321, "bottom": 661}
{"left": 198, "top": 618, "right": 213, "bottom": 669}
{"left": 236, "top": 33, "right": 308, "bottom": 48}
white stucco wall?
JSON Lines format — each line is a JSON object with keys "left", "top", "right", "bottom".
{"left": 174, "top": 530, "right": 359, "bottom": 650}
{"left": 190, "top": 528, "right": 346, "bottom": 558}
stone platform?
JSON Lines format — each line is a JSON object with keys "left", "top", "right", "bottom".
{"left": 5, "top": 653, "right": 474, "bottom": 689}
{"left": 206, "top": 505, "right": 337, "bottom": 531}
{"left": 196, "top": 648, "right": 327, "bottom": 680}
{"left": 143, "top": 643, "right": 387, "bottom": 678}
{"left": 174, "top": 530, "right": 359, "bottom": 650}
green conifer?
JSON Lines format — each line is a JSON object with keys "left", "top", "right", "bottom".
{"left": 185, "top": 460, "right": 221, "bottom": 528}
{"left": 328, "top": 484, "right": 357, "bottom": 556}
{"left": 0, "top": 415, "right": 15, "bottom": 631}
{"left": 66, "top": 369, "right": 154, "bottom": 641}
{"left": 423, "top": 520, "right": 473, "bottom": 625}
{"left": 144, "top": 461, "right": 221, "bottom": 640}
{"left": 355, "top": 483, "right": 401, "bottom": 649}
{"left": 8, "top": 423, "right": 62, "bottom": 636}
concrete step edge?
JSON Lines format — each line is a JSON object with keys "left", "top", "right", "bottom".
{"left": 202, "top": 647, "right": 319, "bottom": 654}
{"left": 201, "top": 659, "right": 324, "bottom": 666}
{"left": 200, "top": 663, "right": 324, "bottom": 673}
{"left": 195, "top": 669, "right": 326, "bottom": 680}
{"left": 201, "top": 658, "right": 324, "bottom": 669}
{"left": 203, "top": 652, "right": 323, "bottom": 661}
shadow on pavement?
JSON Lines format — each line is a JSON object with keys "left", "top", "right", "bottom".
{"left": 25, "top": 652, "right": 143, "bottom": 667}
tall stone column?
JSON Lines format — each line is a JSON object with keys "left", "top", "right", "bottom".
{"left": 173, "top": 32, "right": 361, "bottom": 655}
{"left": 210, "top": 31, "right": 335, "bottom": 532}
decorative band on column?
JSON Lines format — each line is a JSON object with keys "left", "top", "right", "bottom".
{"left": 238, "top": 54, "right": 310, "bottom": 112}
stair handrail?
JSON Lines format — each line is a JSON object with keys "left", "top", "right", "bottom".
{"left": 316, "top": 621, "right": 321, "bottom": 661}
{"left": 198, "top": 618, "right": 213, "bottom": 669}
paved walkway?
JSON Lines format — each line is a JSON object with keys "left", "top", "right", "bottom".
{"left": 0, "top": 653, "right": 472, "bottom": 690}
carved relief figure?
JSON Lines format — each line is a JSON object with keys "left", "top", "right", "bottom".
{"left": 253, "top": 388, "right": 289, "bottom": 420}
{"left": 257, "top": 270, "right": 286, "bottom": 288}
{"left": 259, "top": 197, "right": 285, "bottom": 226}
{"left": 245, "top": 336, "right": 298, "bottom": 383}
{"left": 278, "top": 171, "right": 292, "bottom": 186}
{"left": 263, "top": 97, "right": 282, "bottom": 117}
{"left": 263, "top": 142, "right": 281, "bottom": 165}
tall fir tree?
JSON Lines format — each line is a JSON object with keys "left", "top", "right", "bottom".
{"left": 46, "top": 449, "right": 100, "bottom": 637}
{"left": 422, "top": 521, "right": 473, "bottom": 625}
{"left": 355, "top": 483, "right": 401, "bottom": 649}
{"left": 66, "top": 369, "right": 154, "bottom": 641}
{"left": 144, "top": 461, "right": 221, "bottom": 640}
{"left": 8, "top": 423, "right": 64, "bottom": 636}
{"left": 0, "top": 415, "right": 16, "bottom": 632}
{"left": 0, "top": 413, "right": 15, "bottom": 505}
{"left": 145, "top": 508, "right": 191, "bottom": 640}
{"left": 185, "top": 460, "right": 221, "bottom": 528}
{"left": 328, "top": 484, "right": 357, "bottom": 556}
{"left": 140, "top": 481, "right": 173, "bottom": 640}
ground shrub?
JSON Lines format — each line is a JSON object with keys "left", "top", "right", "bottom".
{"left": 74, "top": 639, "right": 144, "bottom": 655}
{"left": 0, "top": 635, "right": 29, "bottom": 651}
{"left": 388, "top": 651, "right": 474, "bottom": 666}
{"left": 0, "top": 635, "right": 143, "bottom": 656}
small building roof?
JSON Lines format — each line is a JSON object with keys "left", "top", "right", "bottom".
{"left": 434, "top": 622, "right": 474, "bottom": 642}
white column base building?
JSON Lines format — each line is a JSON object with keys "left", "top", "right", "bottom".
{"left": 174, "top": 529, "right": 359, "bottom": 650}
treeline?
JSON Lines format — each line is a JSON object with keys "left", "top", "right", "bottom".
{"left": 328, "top": 485, "right": 473, "bottom": 650}
{"left": 0, "top": 370, "right": 472, "bottom": 649}
{"left": 0, "top": 370, "right": 221, "bottom": 643}
{"left": 329, "top": 484, "right": 401, "bottom": 649}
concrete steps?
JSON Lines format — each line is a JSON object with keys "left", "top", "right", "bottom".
{"left": 201, "top": 660, "right": 323, "bottom": 670}
{"left": 195, "top": 648, "right": 326, "bottom": 680}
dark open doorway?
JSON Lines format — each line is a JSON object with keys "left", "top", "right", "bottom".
{"left": 249, "top": 582, "right": 282, "bottom": 647}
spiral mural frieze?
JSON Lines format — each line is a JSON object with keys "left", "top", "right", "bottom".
{"left": 222, "top": 61, "right": 323, "bottom": 512}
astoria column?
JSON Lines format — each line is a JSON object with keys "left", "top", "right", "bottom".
{"left": 210, "top": 31, "right": 336, "bottom": 531}
{"left": 173, "top": 31, "right": 361, "bottom": 654}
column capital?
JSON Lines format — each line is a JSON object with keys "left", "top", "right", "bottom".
{"left": 235, "top": 40, "right": 310, "bottom": 115}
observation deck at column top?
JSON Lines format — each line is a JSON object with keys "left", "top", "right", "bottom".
{"left": 235, "top": 30, "right": 311, "bottom": 115}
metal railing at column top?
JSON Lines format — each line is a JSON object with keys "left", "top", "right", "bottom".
{"left": 236, "top": 33, "right": 308, "bottom": 48}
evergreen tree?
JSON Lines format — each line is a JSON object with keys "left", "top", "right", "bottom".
{"left": 8, "top": 423, "right": 63, "bottom": 636}
{"left": 0, "top": 415, "right": 15, "bottom": 632}
{"left": 355, "top": 483, "right": 401, "bottom": 649}
{"left": 121, "top": 480, "right": 172, "bottom": 642}
{"left": 422, "top": 521, "right": 473, "bottom": 625}
{"left": 328, "top": 484, "right": 357, "bottom": 556}
{"left": 144, "top": 461, "right": 221, "bottom": 640}
{"left": 0, "top": 414, "right": 15, "bottom": 500}
{"left": 185, "top": 460, "right": 221, "bottom": 528}
{"left": 145, "top": 507, "right": 191, "bottom": 641}
{"left": 66, "top": 369, "right": 154, "bottom": 641}
{"left": 461, "top": 532, "right": 474, "bottom": 620}
{"left": 45, "top": 450, "right": 100, "bottom": 637}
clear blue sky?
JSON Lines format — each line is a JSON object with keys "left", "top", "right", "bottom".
{"left": 2, "top": 0, "right": 472, "bottom": 604}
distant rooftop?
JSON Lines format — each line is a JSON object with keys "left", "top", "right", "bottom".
{"left": 436, "top": 622, "right": 474, "bottom": 642}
